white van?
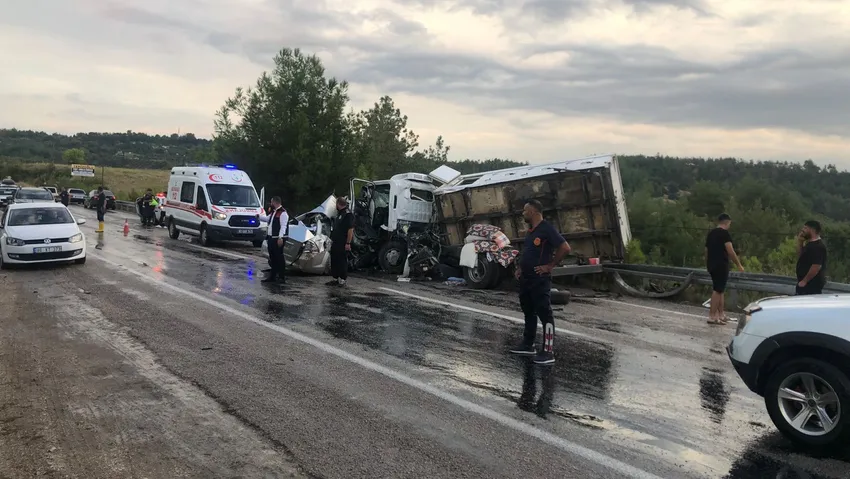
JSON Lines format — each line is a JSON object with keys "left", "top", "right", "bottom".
{"left": 162, "top": 165, "right": 266, "bottom": 247}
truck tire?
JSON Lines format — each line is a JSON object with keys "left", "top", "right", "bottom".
{"left": 378, "top": 241, "right": 407, "bottom": 274}
{"left": 198, "top": 224, "right": 210, "bottom": 247}
{"left": 463, "top": 254, "right": 499, "bottom": 289}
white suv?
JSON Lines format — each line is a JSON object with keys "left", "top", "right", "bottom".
{"left": 727, "top": 294, "right": 850, "bottom": 447}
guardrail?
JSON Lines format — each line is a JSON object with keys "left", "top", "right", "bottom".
{"left": 114, "top": 200, "right": 137, "bottom": 214}
{"left": 603, "top": 263, "right": 850, "bottom": 298}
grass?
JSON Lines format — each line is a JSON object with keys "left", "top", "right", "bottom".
{"left": 0, "top": 161, "right": 170, "bottom": 200}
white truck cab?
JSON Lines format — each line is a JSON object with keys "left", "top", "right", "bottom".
{"left": 349, "top": 171, "right": 450, "bottom": 273}
{"left": 163, "top": 165, "right": 266, "bottom": 247}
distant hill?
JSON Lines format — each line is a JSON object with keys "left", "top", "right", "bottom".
{"left": 0, "top": 129, "right": 213, "bottom": 169}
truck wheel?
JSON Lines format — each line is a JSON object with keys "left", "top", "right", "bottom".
{"left": 463, "top": 254, "right": 499, "bottom": 289}
{"left": 378, "top": 241, "right": 407, "bottom": 274}
{"left": 168, "top": 218, "right": 180, "bottom": 239}
{"left": 764, "top": 357, "right": 850, "bottom": 447}
{"left": 253, "top": 240, "right": 264, "bottom": 248}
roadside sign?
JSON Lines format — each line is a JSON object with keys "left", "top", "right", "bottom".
{"left": 71, "top": 164, "right": 96, "bottom": 177}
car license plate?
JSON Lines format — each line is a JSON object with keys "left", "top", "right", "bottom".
{"left": 33, "top": 246, "right": 62, "bottom": 253}
{"left": 237, "top": 229, "right": 252, "bottom": 235}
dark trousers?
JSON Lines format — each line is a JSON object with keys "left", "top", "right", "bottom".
{"left": 796, "top": 282, "right": 823, "bottom": 295}
{"left": 519, "top": 275, "right": 555, "bottom": 352}
{"left": 330, "top": 244, "right": 348, "bottom": 280}
{"left": 97, "top": 208, "right": 105, "bottom": 222}
{"left": 266, "top": 237, "right": 286, "bottom": 280}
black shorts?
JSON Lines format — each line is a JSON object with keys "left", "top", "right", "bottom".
{"left": 708, "top": 268, "right": 729, "bottom": 293}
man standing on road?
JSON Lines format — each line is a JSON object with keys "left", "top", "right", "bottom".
{"left": 259, "top": 196, "right": 288, "bottom": 284}
{"left": 95, "top": 186, "right": 106, "bottom": 233}
{"left": 59, "top": 187, "right": 70, "bottom": 207}
{"left": 327, "top": 196, "right": 355, "bottom": 287}
{"left": 705, "top": 213, "right": 744, "bottom": 325}
{"left": 796, "top": 220, "right": 827, "bottom": 295}
{"left": 509, "top": 200, "right": 571, "bottom": 365}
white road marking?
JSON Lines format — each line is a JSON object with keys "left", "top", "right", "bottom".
{"left": 180, "top": 242, "right": 257, "bottom": 261}
{"left": 378, "top": 287, "right": 597, "bottom": 341}
{"left": 593, "top": 298, "right": 705, "bottom": 319}
{"left": 91, "top": 255, "right": 662, "bottom": 479}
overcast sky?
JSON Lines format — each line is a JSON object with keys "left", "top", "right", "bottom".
{"left": 2, "top": 0, "right": 849, "bottom": 165}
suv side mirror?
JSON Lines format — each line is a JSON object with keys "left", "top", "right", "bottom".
{"left": 76, "top": 218, "right": 86, "bottom": 225}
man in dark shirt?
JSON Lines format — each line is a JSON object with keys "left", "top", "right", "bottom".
{"left": 59, "top": 187, "right": 70, "bottom": 207}
{"left": 796, "top": 220, "right": 827, "bottom": 295}
{"left": 327, "top": 196, "right": 355, "bottom": 287}
{"left": 509, "top": 200, "right": 571, "bottom": 365}
{"left": 705, "top": 213, "right": 744, "bottom": 325}
{"left": 95, "top": 186, "right": 106, "bottom": 232}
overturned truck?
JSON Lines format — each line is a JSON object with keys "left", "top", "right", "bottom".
{"left": 433, "top": 154, "right": 632, "bottom": 289}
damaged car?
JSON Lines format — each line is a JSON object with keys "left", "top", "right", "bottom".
{"left": 262, "top": 195, "right": 337, "bottom": 274}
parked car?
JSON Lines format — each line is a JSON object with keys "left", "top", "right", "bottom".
{"left": 12, "top": 187, "right": 55, "bottom": 204}
{"left": 0, "top": 202, "right": 87, "bottom": 268}
{"left": 68, "top": 188, "right": 86, "bottom": 205}
{"left": 84, "top": 190, "right": 117, "bottom": 210}
{"left": 727, "top": 294, "right": 850, "bottom": 447}
{"left": 0, "top": 186, "right": 17, "bottom": 208}
{"left": 41, "top": 186, "right": 59, "bottom": 201}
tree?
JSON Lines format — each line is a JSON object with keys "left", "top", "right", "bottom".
{"left": 686, "top": 181, "right": 727, "bottom": 218}
{"left": 62, "top": 148, "right": 86, "bottom": 165}
{"left": 351, "top": 95, "right": 419, "bottom": 179}
{"left": 213, "top": 48, "right": 356, "bottom": 211}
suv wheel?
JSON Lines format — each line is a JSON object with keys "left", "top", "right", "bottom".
{"left": 764, "top": 358, "right": 850, "bottom": 447}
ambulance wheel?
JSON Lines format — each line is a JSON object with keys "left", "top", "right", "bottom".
{"left": 168, "top": 218, "right": 180, "bottom": 239}
{"left": 199, "top": 224, "right": 210, "bottom": 247}
{"left": 253, "top": 240, "right": 264, "bottom": 248}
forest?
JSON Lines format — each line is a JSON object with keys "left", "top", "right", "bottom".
{"left": 2, "top": 47, "right": 849, "bottom": 282}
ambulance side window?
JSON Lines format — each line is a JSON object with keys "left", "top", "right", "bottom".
{"left": 180, "top": 182, "right": 195, "bottom": 204}
{"left": 196, "top": 187, "right": 209, "bottom": 211}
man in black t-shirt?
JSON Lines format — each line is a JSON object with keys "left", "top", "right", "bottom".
{"left": 705, "top": 213, "right": 744, "bottom": 325}
{"left": 327, "top": 196, "right": 355, "bottom": 287}
{"left": 796, "top": 220, "right": 827, "bottom": 295}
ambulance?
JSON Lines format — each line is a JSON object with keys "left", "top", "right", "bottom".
{"left": 162, "top": 164, "right": 267, "bottom": 247}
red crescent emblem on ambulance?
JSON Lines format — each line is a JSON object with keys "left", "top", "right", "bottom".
{"left": 209, "top": 174, "right": 223, "bottom": 182}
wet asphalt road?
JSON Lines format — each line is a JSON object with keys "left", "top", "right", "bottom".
{"left": 4, "top": 205, "right": 850, "bottom": 478}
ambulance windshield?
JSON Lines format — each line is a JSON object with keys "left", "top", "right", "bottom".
{"left": 206, "top": 184, "right": 260, "bottom": 208}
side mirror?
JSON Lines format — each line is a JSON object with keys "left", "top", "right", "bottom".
{"left": 76, "top": 218, "right": 86, "bottom": 225}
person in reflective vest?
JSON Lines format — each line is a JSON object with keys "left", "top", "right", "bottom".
{"left": 258, "top": 196, "right": 288, "bottom": 284}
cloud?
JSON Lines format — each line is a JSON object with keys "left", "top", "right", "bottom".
{"left": 1, "top": 0, "right": 849, "bottom": 165}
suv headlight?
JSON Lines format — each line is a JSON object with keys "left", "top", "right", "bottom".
{"left": 5, "top": 237, "right": 24, "bottom": 246}
{"left": 736, "top": 302, "right": 763, "bottom": 335}
{"left": 213, "top": 212, "right": 227, "bottom": 221}
{"left": 69, "top": 233, "right": 83, "bottom": 243}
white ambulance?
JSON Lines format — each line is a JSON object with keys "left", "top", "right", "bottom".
{"left": 162, "top": 165, "right": 266, "bottom": 247}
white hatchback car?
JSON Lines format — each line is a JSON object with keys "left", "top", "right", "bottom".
{"left": 727, "top": 294, "right": 850, "bottom": 447}
{"left": 0, "top": 202, "right": 87, "bottom": 268}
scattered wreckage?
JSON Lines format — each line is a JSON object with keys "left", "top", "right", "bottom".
{"left": 265, "top": 154, "right": 632, "bottom": 289}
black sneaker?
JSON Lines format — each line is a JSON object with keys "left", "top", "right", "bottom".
{"left": 261, "top": 276, "right": 277, "bottom": 283}
{"left": 325, "top": 279, "right": 340, "bottom": 286}
{"left": 533, "top": 351, "right": 555, "bottom": 365}
{"left": 509, "top": 344, "right": 536, "bottom": 356}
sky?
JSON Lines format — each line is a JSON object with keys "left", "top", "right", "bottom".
{"left": 2, "top": 0, "right": 849, "bottom": 165}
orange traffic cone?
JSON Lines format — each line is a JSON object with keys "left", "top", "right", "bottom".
{"left": 123, "top": 219, "right": 130, "bottom": 236}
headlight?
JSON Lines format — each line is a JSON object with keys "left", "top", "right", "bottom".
{"left": 5, "top": 237, "right": 24, "bottom": 246}
{"left": 736, "top": 302, "right": 762, "bottom": 336}
{"left": 213, "top": 212, "right": 227, "bottom": 221}
{"left": 69, "top": 233, "right": 83, "bottom": 243}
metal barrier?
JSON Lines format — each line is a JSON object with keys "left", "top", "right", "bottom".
{"left": 603, "top": 263, "right": 850, "bottom": 296}
{"left": 114, "top": 200, "right": 137, "bottom": 213}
